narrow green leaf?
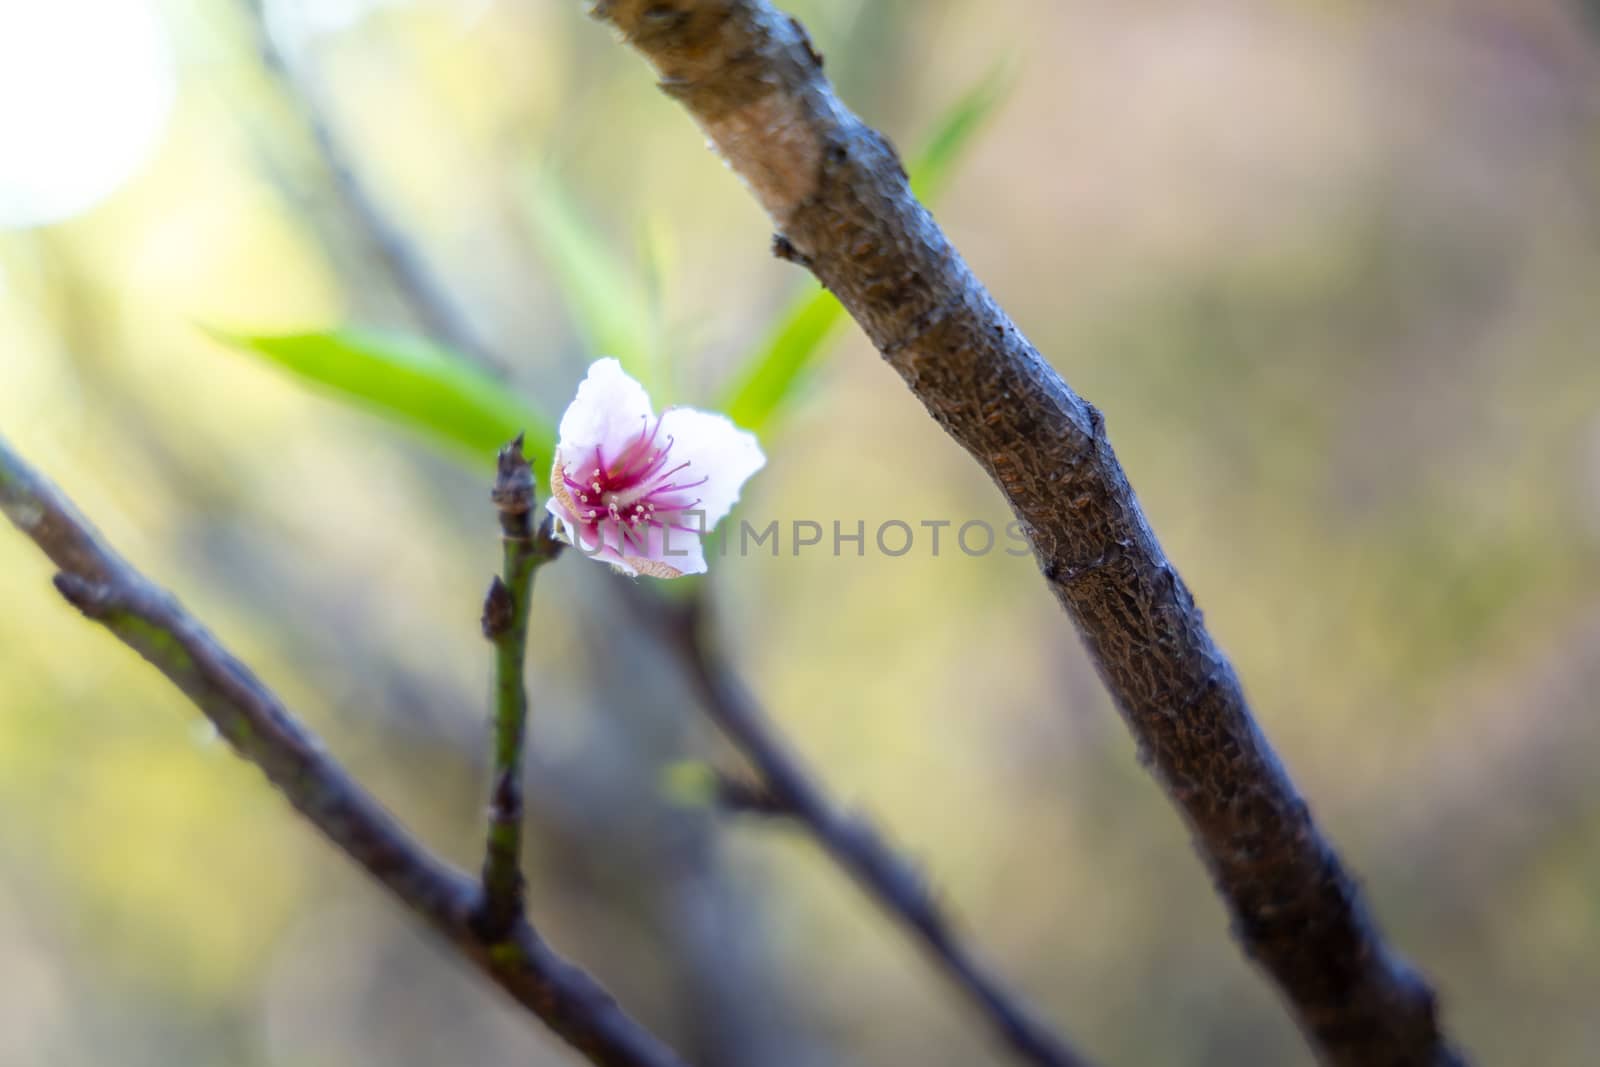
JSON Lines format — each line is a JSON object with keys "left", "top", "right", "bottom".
{"left": 718, "top": 60, "right": 1013, "bottom": 432}
{"left": 517, "top": 173, "right": 657, "bottom": 390}
{"left": 721, "top": 286, "right": 841, "bottom": 431}
{"left": 908, "top": 60, "right": 1014, "bottom": 203}
{"left": 210, "top": 327, "right": 555, "bottom": 472}
{"left": 637, "top": 212, "right": 680, "bottom": 403}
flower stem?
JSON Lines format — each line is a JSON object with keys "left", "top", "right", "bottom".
{"left": 478, "top": 434, "right": 562, "bottom": 939}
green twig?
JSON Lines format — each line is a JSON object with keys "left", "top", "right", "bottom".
{"left": 478, "top": 434, "right": 562, "bottom": 938}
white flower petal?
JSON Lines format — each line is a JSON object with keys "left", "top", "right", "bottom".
{"left": 548, "top": 506, "right": 639, "bottom": 576}
{"left": 629, "top": 524, "right": 708, "bottom": 578}
{"left": 657, "top": 407, "right": 765, "bottom": 530}
{"left": 547, "top": 359, "right": 760, "bottom": 580}
{"left": 602, "top": 548, "right": 641, "bottom": 577}
{"left": 556, "top": 358, "right": 655, "bottom": 464}
{"left": 545, "top": 499, "right": 708, "bottom": 579}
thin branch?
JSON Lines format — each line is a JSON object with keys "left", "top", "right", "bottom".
{"left": 588, "top": 3, "right": 1466, "bottom": 1065}
{"left": 628, "top": 585, "right": 1097, "bottom": 1067}
{"left": 477, "top": 436, "right": 564, "bottom": 936}
{"left": 0, "top": 432, "right": 687, "bottom": 1067}
{"left": 710, "top": 769, "right": 789, "bottom": 819}
{"left": 240, "top": 0, "right": 505, "bottom": 374}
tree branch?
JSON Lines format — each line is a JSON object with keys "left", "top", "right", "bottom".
{"left": 588, "top": 3, "right": 1465, "bottom": 1064}
{"left": 241, "top": 0, "right": 505, "bottom": 374}
{"left": 630, "top": 586, "right": 1096, "bottom": 1067}
{"left": 477, "top": 436, "right": 564, "bottom": 937}
{"left": 0, "top": 432, "right": 687, "bottom": 1067}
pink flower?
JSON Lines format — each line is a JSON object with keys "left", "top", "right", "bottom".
{"left": 547, "top": 359, "right": 765, "bottom": 578}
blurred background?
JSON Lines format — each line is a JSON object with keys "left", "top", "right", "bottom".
{"left": 3, "top": 0, "right": 1600, "bottom": 1064}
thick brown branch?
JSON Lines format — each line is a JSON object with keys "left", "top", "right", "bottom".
{"left": 589, "top": 3, "right": 1465, "bottom": 1064}
{"left": 0, "top": 432, "right": 687, "bottom": 1067}
{"left": 630, "top": 586, "right": 1096, "bottom": 1067}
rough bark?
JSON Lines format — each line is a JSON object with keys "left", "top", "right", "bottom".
{"left": 0, "top": 433, "right": 687, "bottom": 1067}
{"left": 588, "top": 3, "right": 1466, "bottom": 1064}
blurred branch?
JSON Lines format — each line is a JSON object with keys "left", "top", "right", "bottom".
{"left": 627, "top": 585, "right": 1096, "bottom": 1067}
{"left": 711, "top": 770, "right": 789, "bottom": 819}
{"left": 239, "top": 0, "right": 505, "bottom": 374}
{"left": 0, "top": 432, "right": 686, "bottom": 1067}
{"left": 589, "top": 3, "right": 1465, "bottom": 1065}
{"left": 477, "top": 436, "right": 564, "bottom": 937}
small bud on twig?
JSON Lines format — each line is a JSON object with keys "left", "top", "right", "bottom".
{"left": 482, "top": 575, "right": 514, "bottom": 640}
{"left": 492, "top": 432, "right": 535, "bottom": 517}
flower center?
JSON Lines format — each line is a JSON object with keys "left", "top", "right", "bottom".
{"left": 561, "top": 415, "right": 708, "bottom": 534}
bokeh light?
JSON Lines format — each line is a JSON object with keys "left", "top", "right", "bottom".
{"left": 0, "top": 0, "right": 175, "bottom": 228}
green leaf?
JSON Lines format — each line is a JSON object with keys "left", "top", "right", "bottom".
{"left": 717, "top": 60, "right": 1013, "bottom": 432}
{"left": 210, "top": 327, "right": 555, "bottom": 472}
{"left": 720, "top": 286, "right": 841, "bottom": 431}
{"left": 517, "top": 173, "right": 658, "bottom": 392}
{"left": 908, "top": 60, "right": 1014, "bottom": 203}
